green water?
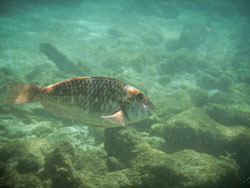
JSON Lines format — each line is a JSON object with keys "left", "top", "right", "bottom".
{"left": 0, "top": 0, "right": 249, "bottom": 187}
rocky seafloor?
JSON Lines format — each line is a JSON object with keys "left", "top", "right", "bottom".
{"left": 0, "top": 0, "right": 250, "bottom": 187}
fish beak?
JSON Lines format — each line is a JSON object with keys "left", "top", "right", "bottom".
{"left": 147, "top": 99, "right": 155, "bottom": 110}
{"left": 143, "top": 101, "right": 154, "bottom": 116}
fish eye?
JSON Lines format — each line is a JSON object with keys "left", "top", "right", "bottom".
{"left": 137, "top": 93, "right": 144, "bottom": 100}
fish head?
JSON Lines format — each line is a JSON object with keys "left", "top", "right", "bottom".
{"left": 123, "top": 85, "right": 154, "bottom": 123}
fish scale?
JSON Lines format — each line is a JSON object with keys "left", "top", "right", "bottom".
{"left": 42, "top": 77, "right": 124, "bottom": 114}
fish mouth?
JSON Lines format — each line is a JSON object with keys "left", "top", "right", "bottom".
{"left": 143, "top": 101, "right": 154, "bottom": 116}
{"left": 147, "top": 99, "right": 155, "bottom": 111}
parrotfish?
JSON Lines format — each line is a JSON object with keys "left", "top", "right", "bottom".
{"left": 6, "top": 77, "right": 154, "bottom": 128}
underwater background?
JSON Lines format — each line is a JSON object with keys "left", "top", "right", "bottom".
{"left": 0, "top": 0, "right": 250, "bottom": 187}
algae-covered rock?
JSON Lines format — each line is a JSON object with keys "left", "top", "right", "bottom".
{"left": 232, "top": 83, "right": 250, "bottom": 105}
{"left": 44, "top": 141, "right": 79, "bottom": 188}
{"left": 75, "top": 150, "right": 107, "bottom": 173}
{"left": 154, "top": 91, "right": 193, "bottom": 122}
{"left": 146, "top": 136, "right": 166, "bottom": 151}
{"left": 0, "top": 162, "right": 6, "bottom": 177}
{"left": 188, "top": 88, "right": 209, "bottom": 107}
{"left": 0, "top": 142, "right": 26, "bottom": 162}
{"left": 197, "top": 73, "right": 218, "bottom": 89}
{"left": 44, "top": 141, "right": 75, "bottom": 173}
{"left": 158, "top": 49, "right": 207, "bottom": 75}
{"left": 231, "top": 131, "right": 250, "bottom": 176}
{"left": 208, "top": 91, "right": 237, "bottom": 105}
{"left": 30, "top": 121, "right": 55, "bottom": 138}
{"left": 151, "top": 107, "right": 223, "bottom": 154}
{"left": 158, "top": 75, "right": 171, "bottom": 86}
{"left": 16, "top": 153, "right": 41, "bottom": 174}
{"left": 130, "top": 148, "right": 181, "bottom": 188}
{"left": 151, "top": 107, "right": 250, "bottom": 156}
{"left": 216, "top": 75, "right": 233, "bottom": 90}
{"left": 106, "top": 156, "right": 125, "bottom": 171}
{"left": 197, "top": 72, "right": 232, "bottom": 91}
{"left": 104, "top": 124, "right": 239, "bottom": 187}
{"left": 130, "top": 149, "right": 239, "bottom": 188}
{"left": 104, "top": 126, "right": 150, "bottom": 162}
{"left": 88, "top": 126, "right": 105, "bottom": 146}
{"left": 205, "top": 103, "right": 250, "bottom": 127}
{"left": 168, "top": 150, "right": 239, "bottom": 187}
{"left": 150, "top": 106, "right": 250, "bottom": 182}
{"left": 0, "top": 169, "right": 42, "bottom": 188}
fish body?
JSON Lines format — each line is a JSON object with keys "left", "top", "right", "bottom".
{"left": 6, "top": 77, "right": 154, "bottom": 128}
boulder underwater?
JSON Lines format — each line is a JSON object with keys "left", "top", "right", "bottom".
{"left": 103, "top": 126, "right": 240, "bottom": 188}
{"left": 204, "top": 103, "right": 250, "bottom": 127}
{"left": 44, "top": 141, "right": 80, "bottom": 188}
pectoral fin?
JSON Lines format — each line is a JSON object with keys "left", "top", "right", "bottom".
{"left": 101, "top": 111, "right": 125, "bottom": 126}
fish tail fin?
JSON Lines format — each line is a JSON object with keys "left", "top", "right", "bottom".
{"left": 6, "top": 82, "right": 41, "bottom": 105}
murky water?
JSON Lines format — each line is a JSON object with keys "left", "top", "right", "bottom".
{"left": 0, "top": 0, "right": 249, "bottom": 187}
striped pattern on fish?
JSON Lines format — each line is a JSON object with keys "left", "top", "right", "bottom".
{"left": 6, "top": 77, "right": 154, "bottom": 128}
